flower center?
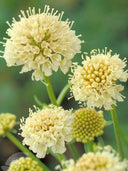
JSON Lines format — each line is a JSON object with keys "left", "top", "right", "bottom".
{"left": 82, "top": 62, "right": 112, "bottom": 89}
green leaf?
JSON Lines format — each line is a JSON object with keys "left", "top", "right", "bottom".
{"left": 33, "top": 95, "right": 44, "bottom": 107}
{"left": 106, "top": 120, "right": 113, "bottom": 127}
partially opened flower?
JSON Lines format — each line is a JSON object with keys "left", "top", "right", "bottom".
{"left": 7, "top": 157, "right": 42, "bottom": 171}
{"left": 70, "top": 49, "right": 128, "bottom": 110}
{"left": 2, "top": 5, "right": 82, "bottom": 81}
{"left": 72, "top": 108, "right": 106, "bottom": 143}
{"left": 63, "top": 146, "right": 128, "bottom": 171}
{"left": 20, "top": 105, "right": 73, "bottom": 158}
{"left": 0, "top": 113, "right": 16, "bottom": 136}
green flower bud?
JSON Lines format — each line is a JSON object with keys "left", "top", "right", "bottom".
{"left": 72, "top": 108, "right": 106, "bottom": 143}
{"left": 0, "top": 113, "right": 16, "bottom": 136}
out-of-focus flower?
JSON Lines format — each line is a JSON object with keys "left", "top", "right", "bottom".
{"left": 20, "top": 105, "right": 73, "bottom": 158}
{"left": 71, "top": 108, "right": 106, "bottom": 143}
{"left": 7, "top": 157, "right": 42, "bottom": 171}
{"left": 2, "top": 5, "right": 82, "bottom": 81}
{"left": 70, "top": 49, "right": 128, "bottom": 110}
{"left": 0, "top": 113, "right": 16, "bottom": 136}
{"left": 63, "top": 146, "right": 128, "bottom": 171}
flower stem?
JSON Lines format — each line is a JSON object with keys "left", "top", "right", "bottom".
{"left": 97, "top": 136, "right": 105, "bottom": 146}
{"left": 119, "top": 125, "right": 128, "bottom": 148}
{"left": 88, "top": 141, "right": 93, "bottom": 152}
{"left": 6, "top": 132, "right": 50, "bottom": 171}
{"left": 84, "top": 141, "right": 93, "bottom": 153}
{"left": 43, "top": 75, "right": 58, "bottom": 106}
{"left": 48, "top": 149, "right": 66, "bottom": 169}
{"left": 57, "top": 84, "right": 71, "bottom": 106}
{"left": 84, "top": 143, "right": 89, "bottom": 153}
{"left": 110, "top": 105, "right": 124, "bottom": 159}
{"left": 67, "top": 142, "right": 80, "bottom": 160}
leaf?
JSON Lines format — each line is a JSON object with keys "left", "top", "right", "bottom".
{"left": 106, "top": 120, "right": 113, "bottom": 127}
{"left": 33, "top": 95, "right": 44, "bottom": 107}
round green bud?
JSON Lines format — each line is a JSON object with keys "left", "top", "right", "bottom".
{"left": 0, "top": 113, "right": 16, "bottom": 136}
{"left": 72, "top": 108, "right": 106, "bottom": 143}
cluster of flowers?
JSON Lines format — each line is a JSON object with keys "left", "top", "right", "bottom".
{"left": 0, "top": 5, "right": 128, "bottom": 171}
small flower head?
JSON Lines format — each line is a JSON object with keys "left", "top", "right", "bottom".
{"left": 20, "top": 105, "right": 73, "bottom": 158}
{"left": 7, "top": 157, "right": 42, "bottom": 171}
{"left": 64, "top": 146, "right": 128, "bottom": 171}
{"left": 0, "top": 113, "right": 16, "bottom": 136}
{"left": 2, "top": 5, "right": 82, "bottom": 81}
{"left": 70, "top": 48, "right": 128, "bottom": 110}
{"left": 71, "top": 108, "right": 106, "bottom": 143}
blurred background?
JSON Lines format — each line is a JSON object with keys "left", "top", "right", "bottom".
{"left": 0, "top": 0, "right": 128, "bottom": 170}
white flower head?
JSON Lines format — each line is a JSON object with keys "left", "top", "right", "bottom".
{"left": 63, "top": 146, "right": 128, "bottom": 171}
{"left": 2, "top": 5, "right": 82, "bottom": 81}
{"left": 70, "top": 48, "right": 128, "bottom": 110}
{"left": 20, "top": 105, "right": 73, "bottom": 158}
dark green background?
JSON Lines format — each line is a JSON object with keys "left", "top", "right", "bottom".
{"left": 0, "top": 0, "right": 128, "bottom": 170}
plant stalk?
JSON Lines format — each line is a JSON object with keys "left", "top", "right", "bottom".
{"left": 57, "top": 84, "right": 71, "bottom": 106}
{"left": 6, "top": 132, "right": 50, "bottom": 171}
{"left": 43, "top": 75, "right": 58, "bottom": 106}
{"left": 68, "top": 142, "right": 80, "bottom": 160}
{"left": 110, "top": 105, "right": 124, "bottom": 159}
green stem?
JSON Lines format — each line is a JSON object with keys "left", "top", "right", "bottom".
{"left": 57, "top": 84, "right": 71, "bottom": 106}
{"left": 84, "top": 143, "right": 89, "bottom": 153}
{"left": 88, "top": 141, "right": 93, "bottom": 152}
{"left": 84, "top": 141, "right": 93, "bottom": 153}
{"left": 68, "top": 142, "right": 80, "bottom": 160}
{"left": 119, "top": 125, "right": 128, "bottom": 148}
{"left": 43, "top": 75, "right": 58, "bottom": 106}
{"left": 97, "top": 136, "right": 105, "bottom": 146}
{"left": 6, "top": 132, "right": 50, "bottom": 171}
{"left": 49, "top": 149, "right": 66, "bottom": 169}
{"left": 110, "top": 105, "right": 124, "bottom": 159}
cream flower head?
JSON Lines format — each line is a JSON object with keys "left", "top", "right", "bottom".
{"left": 63, "top": 146, "right": 128, "bottom": 171}
{"left": 0, "top": 113, "right": 16, "bottom": 136}
{"left": 7, "top": 157, "right": 42, "bottom": 171}
{"left": 2, "top": 5, "right": 82, "bottom": 81}
{"left": 20, "top": 105, "right": 73, "bottom": 158}
{"left": 70, "top": 48, "right": 128, "bottom": 110}
{"left": 72, "top": 108, "right": 106, "bottom": 143}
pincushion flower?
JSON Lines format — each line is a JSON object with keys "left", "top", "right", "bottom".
{"left": 0, "top": 113, "right": 16, "bottom": 136}
{"left": 72, "top": 108, "right": 106, "bottom": 143}
{"left": 63, "top": 146, "right": 128, "bottom": 171}
{"left": 7, "top": 157, "right": 42, "bottom": 171}
{"left": 70, "top": 49, "right": 128, "bottom": 110}
{"left": 2, "top": 5, "right": 82, "bottom": 81}
{"left": 20, "top": 105, "right": 73, "bottom": 158}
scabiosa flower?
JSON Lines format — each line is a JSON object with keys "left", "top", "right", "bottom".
{"left": 7, "top": 157, "right": 42, "bottom": 171}
{"left": 71, "top": 108, "right": 106, "bottom": 143}
{"left": 2, "top": 5, "right": 82, "bottom": 81}
{"left": 63, "top": 146, "right": 128, "bottom": 171}
{"left": 70, "top": 49, "right": 128, "bottom": 110}
{"left": 0, "top": 113, "right": 16, "bottom": 136}
{"left": 20, "top": 105, "right": 73, "bottom": 158}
